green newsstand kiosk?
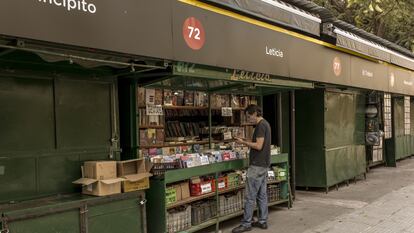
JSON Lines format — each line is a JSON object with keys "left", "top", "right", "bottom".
{"left": 118, "top": 62, "right": 314, "bottom": 233}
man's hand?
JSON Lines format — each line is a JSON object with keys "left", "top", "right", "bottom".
{"left": 234, "top": 137, "right": 245, "bottom": 144}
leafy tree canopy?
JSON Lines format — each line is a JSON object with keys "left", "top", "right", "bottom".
{"left": 311, "top": 0, "right": 414, "bottom": 52}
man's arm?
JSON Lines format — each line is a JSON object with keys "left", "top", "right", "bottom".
{"left": 236, "top": 137, "right": 264, "bottom": 151}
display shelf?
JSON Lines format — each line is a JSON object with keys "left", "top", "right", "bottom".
{"left": 164, "top": 106, "right": 208, "bottom": 110}
{"left": 147, "top": 153, "right": 290, "bottom": 233}
{"left": 167, "top": 180, "right": 286, "bottom": 209}
{"left": 183, "top": 199, "right": 289, "bottom": 233}
{"left": 139, "top": 139, "right": 238, "bottom": 149}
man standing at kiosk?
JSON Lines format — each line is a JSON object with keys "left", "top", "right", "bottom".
{"left": 233, "top": 104, "right": 272, "bottom": 232}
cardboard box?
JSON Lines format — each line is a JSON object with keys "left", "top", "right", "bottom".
{"left": 180, "top": 181, "right": 190, "bottom": 200}
{"left": 174, "top": 184, "right": 182, "bottom": 202}
{"left": 122, "top": 176, "right": 150, "bottom": 192}
{"left": 73, "top": 177, "right": 123, "bottom": 196}
{"left": 117, "top": 159, "right": 153, "bottom": 192}
{"left": 84, "top": 161, "right": 117, "bottom": 180}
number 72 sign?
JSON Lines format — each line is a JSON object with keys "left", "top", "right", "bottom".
{"left": 182, "top": 17, "right": 205, "bottom": 50}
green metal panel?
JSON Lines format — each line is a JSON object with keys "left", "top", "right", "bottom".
{"left": 118, "top": 79, "right": 139, "bottom": 160}
{"left": 89, "top": 198, "right": 143, "bottom": 233}
{"left": 0, "top": 72, "right": 117, "bottom": 203}
{"left": 295, "top": 89, "right": 326, "bottom": 187}
{"left": 55, "top": 79, "right": 112, "bottom": 149}
{"left": 0, "top": 77, "right": 54, "bottom": 151}
{"left": 325, "top": 91, "right": 365, "bottom": 147}
{"left": 296, "top": 89, "right": 366, "bottom": 188}
{"left": 281, "top": 92, "right": 291, "bottom": 154}
{"left": 146, "top": 179, "right": 167, "bottom": 233}
{"left": 38, "top": 154, "right": 81, "bottom": 195}
{"left": 2, "top": 192, "right": 145, "bottom": 233}
{"left": 325, "top": 145, "right": 366, "bottom": 187}
{"left": 0, "top": 157, "right": 37, "bottom": 201}
{"left": 6, "top": 210, "right": 80, "bottom": 233}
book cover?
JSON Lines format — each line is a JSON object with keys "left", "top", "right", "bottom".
{"left": 156, "top": 129, "right": 165, "bottom": 144}
{"left": 155, "top": 89, "right": 163, "bottom": 105}
{"left": 148, "top": 115, "right": 159, "bottom": 126}
{"left": 137, "top": 87, "right": 145, "bottom": 107}
{"left": 240, "top": 96, "right": 248, "bottom": 108}
{"left": 147, "top": 129, "right": 156, "bottom": 145}
{"left": 184, "top": 91, "right": 195, "bottom": 106}
{"left": 231, "top": 95, "right": 240, "bottom": 108}
{"left": 175, "top": 90, "right": 184, "bottom": 106}
{"left": 139, "top": 130, "right": 148, "bottom": 146}
{"left": 164, "top": 89, "right": 173, "bottom": 106}
{"left": 195, "top": 92, "right": 207, "bottom": 107}
{"left": 211, "top": 94, "right": 220, "bottom": 108}
{"left": 221, "top": 95, "right": 230, "bottom": 107}
{"left": 145, "top": 88, "right": 156, "bottom": 105}
{"left": 149, "top": 148, "right": 158, "bottom": 156}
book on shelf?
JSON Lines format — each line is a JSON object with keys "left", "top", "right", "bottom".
{"left": 138, "top": 109, "right": 164, "bottom": 126}
{"left": 240, "top": 96, "right": 249, "bottom": 108}
{"left": 172, "top": 90, "right": 184, "bottom": 106}
{"left": 145, "top": 88, "right": 156, "bottom": 105}
{"left": 231, "top": 95, "right": 240, "bottom": 108}
{"left": 139, "top": 129, "right": 149, "bottom": 146}
{"left": 165, "top": 109, "right": 209, "bottom": 117}
{"left": 165, "top": 121, "right": 205, "bottom": 138}
{"left": 140, "top": 129, "right": 158, "bottom": 146}
{"left": 221, "top": 94, "right": 230, "bottom": 107}
{"left": 195, "top": 92, "right": 208, "bottom": 107}
{"left": 137, "top": 87, "right": 145, "bottom": 107}
{"left": 156, "top": 129, "right": 165, "bottom": 144}
{"left": 184, "top": 91, "right": 195, "bottom": 106}
{"left": 164, "top": 89, "right": 173, "bottom": 106}
{"left": 211, "top": 94, "right": 220, "bottom": 108}
{"left": 147, "top": 129, "right": 156, "bottom": 145}
{"left": 155, "top": 89, "right": 163, "bottom": 105}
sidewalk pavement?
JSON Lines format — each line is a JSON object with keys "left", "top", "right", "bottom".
{"left": 207, "top": 157, "right": 414, "bottom": 233}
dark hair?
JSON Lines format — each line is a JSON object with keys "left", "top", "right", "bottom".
{"left": 245, "top": 104, "right": 262, "bottom": 117}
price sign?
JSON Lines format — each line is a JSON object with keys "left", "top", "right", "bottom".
{"left": 201, "top": 183, "right": 212, "bottom": 194}
{"left": 146, "top": 105, "right": 163, "bottom": 116}
{"left": 183, "top": 17, "right": 205, "bottom": 50}
{"left": 200, "top": 156, "right": 210, "bottom": 165}
{"left": 221, "top": 107, "right": 233, "bottom": 117}
{"left": 218, "top": 181, "right": 226, "bottom": 189}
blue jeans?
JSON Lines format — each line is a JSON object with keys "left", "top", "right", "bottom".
{"left": 242, "top": 165, "right": 268, "bottom": 227}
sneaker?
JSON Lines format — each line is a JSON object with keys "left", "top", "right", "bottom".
{"left": 232, "top": 225, "right": 252, "bottom": 233}
{"left": 252, "top": 221, "right": 268, "bottom": 229}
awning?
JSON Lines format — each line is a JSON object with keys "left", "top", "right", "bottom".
{"left": 335, "top": 28, "right": 414, "bottom": 70}
{"left": 135, "top": 62, "right": 313, "bottom": 95}
{"left": 334, "top": 28, "right": 391, "bottom": 62}
{"left": 202, "top": 0, "right": 321, "bottom": 36}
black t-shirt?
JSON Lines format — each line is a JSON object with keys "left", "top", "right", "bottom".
{"left": 249, "top": 119, "right": 271, "bottom": 168}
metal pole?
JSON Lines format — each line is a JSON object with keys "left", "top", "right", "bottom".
{"left": 277, "top": 93, "right": 283, "bottom": 149}
{"left": 209, "top": 93, "right": 212, "bottom": 149}
{"left": 290, "top": 91, "right": 296, "bottom": 200}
